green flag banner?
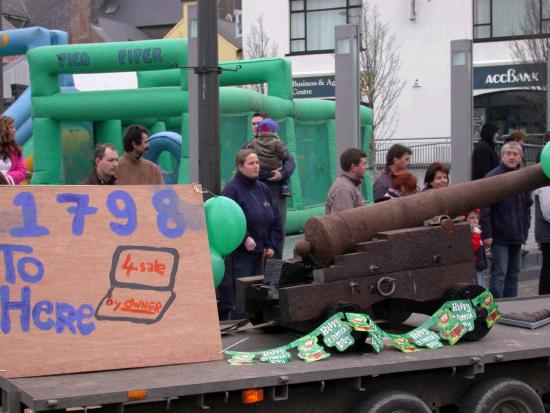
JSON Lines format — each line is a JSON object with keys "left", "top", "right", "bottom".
{"left": 225, "top": 291, "right": 500, "bottom": 366}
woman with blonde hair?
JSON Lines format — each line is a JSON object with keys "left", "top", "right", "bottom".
{"left": 0, "top": 115, "right": 26, "bottom": 185}
{"left": 217, "top": 149, "right": 282, "bottom": 320}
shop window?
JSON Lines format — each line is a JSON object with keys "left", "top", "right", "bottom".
{"left": 290, "top": 0, "right": 362, "bottom": 53}
{"left": 474, "top": 0, "right": 550, "bottom": 41}
{"left": 474, "top": 90, "right": 546, "bottom": 134}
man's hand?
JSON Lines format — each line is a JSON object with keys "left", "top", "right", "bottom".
{"left": 267, "top": 168, "right": 283, "bottom": 182}
{"left": 244, "top": 236, "right": 257, "bottom": 251}
{"left": 483, "top": 238, "right": 493, "bottom": 249}
{"left": 265, "top": 248, "right": 275, "bottom": 258}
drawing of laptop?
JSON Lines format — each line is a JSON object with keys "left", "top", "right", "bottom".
{"left": 96, "top": 246, "right": 179, "bottom": 324}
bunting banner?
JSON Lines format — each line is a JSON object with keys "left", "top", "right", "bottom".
{"left": 225, "top": 291, "right": 500, "bottom": 365}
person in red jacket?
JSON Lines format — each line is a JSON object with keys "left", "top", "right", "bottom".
{"left": 468, "top": 209, "right": 488, "bottom": 288}
{"left": 0, "top": 115, "right": 26, "bottom": 185}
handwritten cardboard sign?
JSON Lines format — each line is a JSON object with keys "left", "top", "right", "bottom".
{"left": 0, "top": 185, "right": 222, "bottom": 378}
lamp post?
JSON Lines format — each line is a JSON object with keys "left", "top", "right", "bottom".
{"left": 335, "top": 24, "right": 361, "bottom": 173}
{"left": 450, "top": 39, "right": 473, "bottom": 184}
{"left": 188, "top": 0, "right": 220, "bottom": 197}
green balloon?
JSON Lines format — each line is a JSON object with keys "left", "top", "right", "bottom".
{"left": 204, "top": 196, "right": 246, "bottom": 256}
{"left": 541, "top": 141, "right": 550, "bottom": 179}
{"left": 210, "top": 248, "right": 225, "bottom": 288}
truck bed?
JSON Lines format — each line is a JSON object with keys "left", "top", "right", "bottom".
{"left": 2, "top": 296, "right": 550, "bottom": 412}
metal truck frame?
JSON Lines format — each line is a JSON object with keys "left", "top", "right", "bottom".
{"left": 1, "top": 296, "right": 550, "bottom": 413}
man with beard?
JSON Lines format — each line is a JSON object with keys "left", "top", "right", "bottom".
{"left": 117, "top": 124, "right": 164, "bottom": 185}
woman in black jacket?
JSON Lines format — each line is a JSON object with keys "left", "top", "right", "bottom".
{"left": 217, "top": 149, "right": 282, "bottom": 320}
{"left": 472, "top": 122, "right": 500, "bottom": 180}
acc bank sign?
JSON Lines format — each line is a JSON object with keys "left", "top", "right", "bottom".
{"left": 474, "top": 63, "right": 546, "bottom": 89}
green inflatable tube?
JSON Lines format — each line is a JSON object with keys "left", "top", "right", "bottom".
{"left": 33, "top": 88, "right": 189, "bottom": 121}
{"left": 33, "top": 118, "right": 62, "bottom": 184}
{"left": 285, "top": 206, "right": 326, "bottom": 234}
{"left": 28, "top": 39, "right": 188, "bottom": 96}
{"left": 138, "top": 58, "right": 293, "bottom": 100}
{"left": 94, "top": 119, "right": 122, "bottom": 152}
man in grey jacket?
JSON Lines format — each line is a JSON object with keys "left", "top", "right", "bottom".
{"left": 325, "top": 148, "right": 368, "bottom": 214}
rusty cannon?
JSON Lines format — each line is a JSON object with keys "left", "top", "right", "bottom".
{"left": 237, "top": 162, "right": 550, "bottom": 339}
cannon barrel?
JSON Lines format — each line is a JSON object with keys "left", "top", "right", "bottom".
{"left": 299, "top": 163, "right": 550, "bottom": 267}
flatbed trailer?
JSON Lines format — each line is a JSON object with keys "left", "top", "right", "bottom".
{"left": 2, "top": 296, "right": 550, "bottom": 413}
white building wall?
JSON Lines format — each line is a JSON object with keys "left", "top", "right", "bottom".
{"left": 242, "top": 0, "right": 335, "bottom": 75}
{"left": 371, "top": 0, "right": 471, "bottom": 139}
{"left": 242, "top": 0, "right": 473, "bottom": 141}
{"left": 242, "top": 0, "right": 288, "bottom": 54}
{"left": 3, "top": 57, "right": 29, "bottom": 97}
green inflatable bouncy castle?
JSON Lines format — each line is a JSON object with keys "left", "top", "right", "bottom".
{"left": 27, "top": 38, "right": 372, "bottom": 233}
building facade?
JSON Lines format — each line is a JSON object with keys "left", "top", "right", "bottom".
{"left": 242, "top": 0, "right": 549, "bottom": 142}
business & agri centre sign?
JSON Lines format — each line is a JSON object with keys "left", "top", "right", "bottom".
{"left": 293, "top": 75, "right": 335, "bottom": 99}
{"left": 474, "top": 63, "right": 546, "bottom": 89}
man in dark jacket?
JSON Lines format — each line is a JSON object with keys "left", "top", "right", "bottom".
{"left": 80, "top": 144, "right": 119, "bottom": 185}
{"left": 373, "top": 144, "right": 412, "bottom": 202}
{"left": 472, "top": 122, "right": 500, "bottom": 180}
{"left": 480, "top": 142, "right": 532, "bottom": 298}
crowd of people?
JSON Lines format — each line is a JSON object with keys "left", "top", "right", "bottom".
{"left": 79, "top": 123, "right": 164, "bottom": 186}
{"left": 210, "top": 117, "right": 550, "bottom": 320}
{"left": 3, "top": 112, "right": 548, "bottom": 318}
{"left": 368, "top": 123, "right": 542, "bottom": 303}
{"left": 0, "top": 117, "right": 164, "bottom": 187}
{"left": 217, "top": 118, "right": 549, "bottom": 320}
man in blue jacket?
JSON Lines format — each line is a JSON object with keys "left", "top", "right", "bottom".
{"left": 480, "top": 141, "right": 532, "bottom": 298}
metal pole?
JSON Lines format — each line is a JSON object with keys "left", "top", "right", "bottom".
{"left": 450, "top": 39, "right": 473, "bottom": 184}
{"left": 335, "top": 24, "right": 361, "bottom": 172}
{"left": 187, "top": 5, "right": 199, "bottom": 184}
{"left": 196, "top": 0, "right": 220, "bottom": 197}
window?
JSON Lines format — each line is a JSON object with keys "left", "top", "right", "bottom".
{"left": 474, "top": 0, "right": 550, "bottom": 40}
{"left": 290, "top": 0, "right": 362, "bottom": 53}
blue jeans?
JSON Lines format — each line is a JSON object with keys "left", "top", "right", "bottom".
{"left": 489, "top": 244, "right": 522, "bottom": 298}
{"left": 216, "top": 251, "right": 262, "bottom": 320}
{"left": 476, "top": 270, "right": 487, "bottom": 288}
